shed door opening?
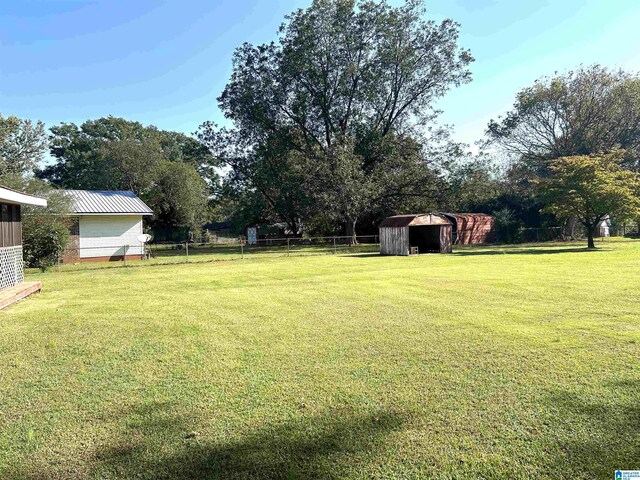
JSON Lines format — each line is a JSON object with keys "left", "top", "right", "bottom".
{"left": 409, "top": 225, "right": 441, "bottom": 253}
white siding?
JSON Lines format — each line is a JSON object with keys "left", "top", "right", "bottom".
{"left": 79, "top": 215, "right": 144, "bottom": 258}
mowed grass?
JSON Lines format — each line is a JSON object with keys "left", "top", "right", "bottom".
{"left": 1, "top": 239, "right": 639, "bottom": 479}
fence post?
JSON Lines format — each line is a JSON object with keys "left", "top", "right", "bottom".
{"left": 240, "top": 238, "right": 244, "bottom": 259}
{"left": 333, "top": 236, "right": 336, "bottom": 254}
{"left": 57, "top": 255, "right": 61, "bottom": 272}
{"left": 287, "top": 238, "right": 290, "bottom": 257}
{"left": 123, "top": 245, "right": 128, "bottom": 266}
{"left": 185, "top": 242, "right": 189, "bottom": 262}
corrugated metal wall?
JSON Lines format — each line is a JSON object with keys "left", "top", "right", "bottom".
{"left": 380, "top": 227, "right": 409, "bottom": 256}
{"left": 456, "top": 216, "right": 495, "bottom": 245}
{"left": 440, "top": 214, "right": 495, "bottom": 245}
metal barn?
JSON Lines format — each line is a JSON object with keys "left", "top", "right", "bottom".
{"left": 379, "top": 214, "right": 452, "bottom": 256}
{"left": 440, "top": 213, "right": 495, "bottom": 245}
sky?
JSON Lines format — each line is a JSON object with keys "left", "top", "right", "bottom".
{"left": 1, "top": 0, "right": 640, "bottom": 153}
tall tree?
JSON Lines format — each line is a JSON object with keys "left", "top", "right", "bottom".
{"left": 540, "top": 151, "right": 640, "bottom": 248}
{"left": 439, "top": 152, "right": 501, "bottom": 212}
{"left": 200, "top": 126, "right": 313, "bottom": 235}
{"left": 98, "top": 136, "right": 164, "bottom": 193}
{"left": 149, "top": 161, "right": 210, "bottom": 232}
{"left": 157, "top": 130, "right": 222, "bottom": 195}
{"left": 43, "top": 117, "right": 155, "bottom": 189}
{"left": 200, "top": 0, "right": 472, "bottom": 239}
{"left": 0, "top": 114, "right": 47, "bottom": 176}
{"left": 487, "top": 65, "right": 640, "bottom": 170}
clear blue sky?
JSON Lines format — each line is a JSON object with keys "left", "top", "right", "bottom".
{"left": 1, "top": 0, "right": 640, "bottom": 151}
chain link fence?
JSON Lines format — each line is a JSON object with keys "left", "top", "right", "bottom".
{"left": 51, "top": 235, "right": 380, "bottom": 272}
{"left": 515, "top": 223, "right": 639, "bottom": 244}
{"left": 611, "top": 223, "right": 640, "bottom": 237}
{"left": 517, "top": 226, "right": 565, "bottom": 243}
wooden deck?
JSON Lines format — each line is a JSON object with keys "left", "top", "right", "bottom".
{"left": 0, "top": 281, "right": 42, "bottom": 310}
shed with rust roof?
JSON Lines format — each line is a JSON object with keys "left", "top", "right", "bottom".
{"left": 379, "top": 214, "right": 452, "bottom": 255}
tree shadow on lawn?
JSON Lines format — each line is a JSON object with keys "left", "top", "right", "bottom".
{"left": 539, "top": 379, "right": 640, "bottom": 478}
{"left": 7, "top": 402, "right": 406, "bottom": 480}
{"left": 338, "top": 253, "right": 385, "bottom": 258}
{"left": 90, "top": 403, "right": 406, "bottom": 480}
{"left": 341, "top": 246, "right": 603, "bottom": 259}
{"left": 452, "top": 246, "right": 606, "bottom": 256}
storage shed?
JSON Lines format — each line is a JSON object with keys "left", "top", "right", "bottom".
{"left": 0, "top": 186, "right": 47, "bottom": 308}
{"left": 379, "top": 214, "right": 452, "bottom": 255}
{"left": 440, "top": 213, "right": 495, "bottom": 245}
{"left": 62, "top": 190, "right": 153, "bottom": 262}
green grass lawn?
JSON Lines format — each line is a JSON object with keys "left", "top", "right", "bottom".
{"left": 2, "top": 239, "right": 639, "bottom": 479}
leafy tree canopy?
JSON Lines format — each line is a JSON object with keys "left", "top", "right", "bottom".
{"left": 39, "top": 116, "right": 218, "bottom": 232}
{"left": 487, "top": 65, "right": 640, "bottom": 169}
{"left": 540, "top": 151, "right": 640, "bottom": 248}
{"left": 148, "top": 161, "right": 210, "bottom": 231}
{"left": 0, "top": 113, "right": 47, "bottom": 176}
{"left": 200, "top": 0, "right": 472, "bottom": 238}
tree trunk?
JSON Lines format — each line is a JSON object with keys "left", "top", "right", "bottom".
{"left": 587, "top": 228, "right": 596, "bottom": 249}
{"left": 563, "top": 216, "right": 577, "bottom": 240}
{"left": 346, "top": 218, "right": 358, "bottom": 245}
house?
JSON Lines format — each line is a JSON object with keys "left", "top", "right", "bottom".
{"left": 379, "top": 214, "right": 453, "bottom": 255}
{"left": 62, "top": 190, "right": 153, "bottom": 262}
{"left": 439, "top": 213, "right": 495, "bottom": 245}
{"left": 595, "top": 215, "right": 611, "bottom": 237}
{"left": 0, "top": 185, "right": 47, "bottom": 308}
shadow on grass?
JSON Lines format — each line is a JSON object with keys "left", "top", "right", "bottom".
{"left": 11, "top": 402, "right": 406, "bottom": 480}
{"left": 342, "top": 246, "right": 604, "bottom": 259}
{"left": 452, "top": 246, "right": 604, "bottom": 256}
{"left": 338, "top": 253, "right": 383, "bottom": 258}
{"left": 540, "top": 379, "right": 640, "bottom": 478}
{"left": 97, "top": 403, "right": 405, "bottom": 479}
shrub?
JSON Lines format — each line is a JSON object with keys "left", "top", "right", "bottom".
{"left": 23, "top": 217, "right": 70, "bottom": 271}
{"left": 493, "top": 208, "right": 522, "bottom": 244}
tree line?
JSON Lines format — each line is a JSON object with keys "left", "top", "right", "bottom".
{"left": 197, "top": 0, "right": 640, "bottom": 247}
{"left": 40, "top": 117, "right": 219, "bottom": 238}
{"left": 0, "top": 114, "right": 221, "bottom": 268}
{"left": 2, "top": 0, "right": 640, "bottom": 268}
